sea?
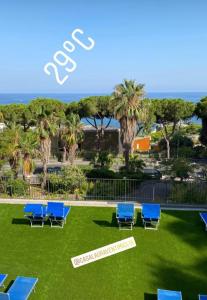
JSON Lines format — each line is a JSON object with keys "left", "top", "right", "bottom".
{"left": 0, "top": 92, "right": 205, "bottom": 126}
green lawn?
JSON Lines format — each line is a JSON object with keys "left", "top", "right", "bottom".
{"left": 0, "top": 205, "right": 207, "bottom": 300}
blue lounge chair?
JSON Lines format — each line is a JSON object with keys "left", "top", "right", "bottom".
{"left": 158, "top": 289, "right": 182, "bottom": 300}
{"left": 142, "top": 203, "right": 161, "bottom": 230}
{"left": 116, "top": 203, "right": 135, "bottom": 230}
{"left": 47, "top": 202, "right": 71, "bottom": 228}
{"left": 199, "top": 295, "right": 207, "bottom": 300}
{"left": 0, "top": 276, "right": 38, "bottom": 300}
{"left": 0, "top": 274, "right": 7, "bottom": 288}
{"left": 200, "top": 212, "right": 207, "bottom": 231}
{"left": 24, "top": 204, "right": 47, "bottom": 227}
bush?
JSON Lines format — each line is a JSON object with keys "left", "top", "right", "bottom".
{"left": 170, "top": 182, "right": 207, "bottom": 204}
{"left": 6, "top": 178, "right": 29, "bottom": 197}
{"left": 90, "top": 151, "right": 114, "bottom": 169}
{"left": 170, "top": 158, "right": 193, "bottom": 180}
{"left": 47, "top": 166, "right": 87, "bottom": 195}
{"left": 86, "top": 168, "right": 120, "bottom": 179}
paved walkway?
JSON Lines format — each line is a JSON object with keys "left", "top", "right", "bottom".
{"left": 0, "top": 198, "right": 207, "bottom": 211}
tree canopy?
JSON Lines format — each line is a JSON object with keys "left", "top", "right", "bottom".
{"left": 153, "top": 99, "right": 195, "bottom": 158}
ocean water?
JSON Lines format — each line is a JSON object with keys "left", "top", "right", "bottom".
{"left": 0, "top": 92, "right": 205, "bottom": 126}
{"left": 0, "top": 92, "right": 206, "bottom": 105}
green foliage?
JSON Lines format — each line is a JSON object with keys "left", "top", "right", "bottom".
{"left": 47, "top": 166, "right": 87, "bottom": 195}
{"left": 0, "top": 125, "right": 22, "bottom": 176}
{"left": 195, "top": 97, "right": 207, "bottom": 118}
{"left": 127, "top": 154, "right": 145, "bottom": 173}
{"left": 111, "top": 79, "right": 146, "bottom": 168}
{"left": 193, "top": 145, "right": 207, "bottom": 158}
{"left": 6, "top": 178, "right": 29, "bottom": 196}
{"left": 61, "top": 113, "right": 83, "bottom": 163}
{"left": 0, "top": 104, "right": 34, "bottom": 130}
{"left": 151, "top": 130, "right": 163, "bottom": 143}
{"left": 170, "top": 132, "right": 193, "bottom": 148}
{"left": 91, "top": 151, "right": 114, "bottom": 169}
{"left": 75, "top": 95, "right": 113, "bottom": 119}
{"left": 86, "top": 168, "right": 120, "bottom": 179}
{"left": 119, "top": 155, "right": 145, "bottom": 179}
{"left": 170, "top": 158, "right": 193, "bottom": 180}
{"left": 171, "top": 182, "right": 207, "bottom": 204}
{"left": 153, "top": 99, "right": 195, "bottom": 158}
{"left": 86, "top": 180, "right": 126, "bottom": 200}
{"left": 153, "top": 98, "right": 195, "bottom": 124}
{"left": 159, "top": 132, "right": 194, "bottom": 158}
{"left": 180, "top": 123, "right": 201, "bottom": 135}
{"left": 195, "top": 97, "right": 207, "bottom": 146}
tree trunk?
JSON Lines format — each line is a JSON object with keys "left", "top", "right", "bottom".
{"left": 68, "top": 144, "right": 78, "bottom": 165}
{"left": 40, "top": 137, "right": 51, "bottom": 188}
{"left": 124, "top": 148, "right": 130, "bottom": 170}
{"left": 23, "top": 153, "right": 32, "bottom": 180}
{"left": 120, "top": 117, "right": 137, "bottom": 170}
{"left": 63, "top": 146, "right": 67, "bottom": 163}
{"left": 166, "top": 139, "right": 170, "bottom": 159}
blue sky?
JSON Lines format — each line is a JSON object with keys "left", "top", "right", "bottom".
{"left": 0, "top": 0, "right": 207, "bottom": 93}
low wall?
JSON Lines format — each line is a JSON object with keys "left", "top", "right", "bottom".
{"left": 0, "top": 198, "right": 207, "bottom": 211}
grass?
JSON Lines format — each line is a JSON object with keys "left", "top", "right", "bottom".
{"left": 0, "top": 205, "right": 207, "bottom": 300}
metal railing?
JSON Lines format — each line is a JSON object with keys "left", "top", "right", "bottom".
{"left": 1, "top": 176, "right": 207, "bottom": 204}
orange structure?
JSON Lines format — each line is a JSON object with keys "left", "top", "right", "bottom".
{"left": 132, "top": 136, "right": 151, "bottom": 152}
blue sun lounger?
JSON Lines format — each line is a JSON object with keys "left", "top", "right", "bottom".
{"left": 116, "top": 203, "right": 135, "bottom": 230}
{"left": 0, "top": 276, "right": 38, "bottom": 300}
{"left": 24, "top": 204, "right": 47, "bottom": 227}
{"left": 200, "top": 213, "right": 207, "bottom": 231}
{"left": 158, "top": 289, "right": 182, "bottom": 300}
{"left": 47, "top": 202, "right": 71, "bottom": 228}
{"left": 199, "top": 295, "right": 207, "bottom": 300}
{"left": 142, "top": 203, "right": 161, "bottom": 230}
{"left": 0, "top": 274, "right": 7, "bottom": 288}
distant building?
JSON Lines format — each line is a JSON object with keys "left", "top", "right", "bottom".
{"left": 80, "top": 126, "right": 121, "bottom": 155}
{"left": 132, "top": 136, "right": 151, "bottom": 152}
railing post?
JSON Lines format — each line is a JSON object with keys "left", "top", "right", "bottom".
{"left": 123, "top": 177, "right": 126, "bottom": 202}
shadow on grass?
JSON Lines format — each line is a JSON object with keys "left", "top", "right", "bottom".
{"left": 93, "top": 212, "right": 144, "bottom": 230}
{"left": 12, "top": 218, "right": 29, "bottom": 226}
{"left": 134, "top": 211, "right": 143, "bottom": 228}
{"left": 12, "top": 218, "right": 51, "bottom": 226}
{"left": 162, "top": 210, "right": 207, "bottom": 249}
{"left": 149, "top": 255, "right": 207, "bottom": 299}
{"left": 93, "top": 213, "right": 117, "bottom": 227}
{"left": 144, "top": 293, "right": 156, "bottom": 300}
{"left": 5, "top": 280, "right": 14, "bottom": 292}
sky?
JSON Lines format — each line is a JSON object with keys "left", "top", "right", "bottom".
{"left": 0, "top": 0, "right": 207, "bottom": 93}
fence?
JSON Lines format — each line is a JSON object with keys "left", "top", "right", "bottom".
{"left": 1, "top": 176, "right": 207, "bottom": 204}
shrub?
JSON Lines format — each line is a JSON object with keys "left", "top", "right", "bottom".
{"left": 47, "top": 166, "right": 87, "bottom": 195}
{"left": 170, "top": 182, "right": 207, "bottom": 204}
{"left": 86, "top": 168, "right": 120, "bottom": 179}
{"left": 6, "top": 178, "right": 29, "bottom": 197}
{"left": 170, "top": 158, "right": 193, "bottom": 180}
{"left": 90, "top": 151, "right": 114, "bottom": 169}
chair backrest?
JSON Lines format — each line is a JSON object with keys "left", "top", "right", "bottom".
{"left": 24, "top": 204, "right": 44, "bottom": 217}
{"left": 7, "top": 276, "right": 38, "bottom": 300}
{"left": 0, "top": 293, "right": 10, "bottom": 300}
{"left": 199, "top": 295, "right": 207, "bottom": 300}
{"left": 158, "top": 289, "right": 182, "bottom": 300}
{"left": 142, "top": 203, "right": 161, "bottom": 219}
{"left": 47, "top": 202, "right": 64, "bottom": 218}
{"left": 117, "top": 203, "right": 134, "bottom": 217}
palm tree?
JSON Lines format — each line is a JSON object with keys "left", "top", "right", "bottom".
{"left": 20, "top": 130, "right": 39, "bottom": 179}
{"left": 0, "top": 125, "right": 22, "bottom": 177}
{"left": 112, "top": 80, "right": 145, "bottom": 169}
{"left": 37, "top": 115, "right": 58, "bottom": 186}
{"left": 61, "top": 114, "right": 83, "bottom": 164}
{"left": 29, "top": 98, "right": 64, "bottom": 186}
